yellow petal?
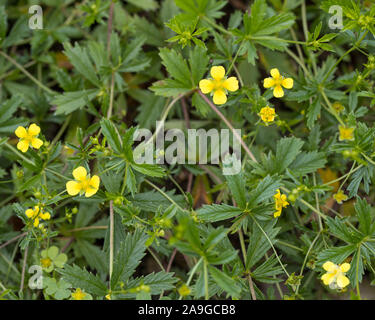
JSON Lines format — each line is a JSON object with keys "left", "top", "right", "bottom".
{"left": 33, "top": 218, "right": 40, "bottom": 227}
{"left": 210, "top": 66, "right": 225, "bottom": 80}
{"left": 85, "top": 186, "right": 98, "bottom": 198}
{"left": 40, "top": 212, "right": 51, "bottom": 220}
{"left": 31, "top": 138, "right": 43, "bottom": 149}
{"left": 282, "top": 78, "right": 293, "bottom": 89}
{"left": 273, "top": 85, "right": 284, "bottom": 98}
{"left": 274, "top": 209, "right": 282, "bottom": 218}
{"left": 340, "top": 263, "right": 350, "bottom": 273}
{"left": 263, "top": 78, "right": 275, "bottom": 88}
{"left": 213, "top": 90, "right": 227, "bottom": 105}
{"left": 336, "top": 275, "right": 350, "bottom": 288}
{"left": 72, "top": 166, "right": 87, "bottom": 181}
{"left": 321, "top": 273, "right": 335, "bottom": 285}
{"left": 15, "top": 126, "right": 27, "bottom": 138}
{"left": 223, "top": 77, "right": 239, "bottom": 92}
{"left": 199, "top": 79, "right": 214, "bottom": 94}
{"left": 89, "top": 175, "right": 100, "bottom": 190}
{"left": 270, "top": 68, "right": 280, "bottom": 79}
{"left": 17, "top": 140, "right": 29, "bottom": 153}
{"left": 66, "top": 181, "right": 82, "bottom": 196}
{"left": 28, "top": 123, "right": 41, "bottom": 136}
{"left": 25, "top": 209, "right": 35, "bottom": 218}
{"left": 323, "top": 261, "right": 336, "bottom": 272}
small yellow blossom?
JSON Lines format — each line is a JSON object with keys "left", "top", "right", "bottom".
{"left": 332, "top": 102, "right": 345, "bottom": 113}
{"left": 339, "top": 126, "right": 355, "bottom": 141}
{"left": 71, "top": 288, "right": 86, "bottom": 300}
{"left": 321, "top": 261, "right": 350, "bottom": 289}
{"left": 25, "top": 206, "right": 51, "bottom": 227}
{"left": 199, "top": 66, "right": 239, "bottom": 105}
{"left": 333, "top": 190, "right": 348, "bottom": 204}
{"left": 40, "top": 257, "right": 52, "bottom": 268}
{"left": 274, "top": 189, "right": 289, "bottom": 218}
{"left": 105, "top": 294, "right": 111, "bottom": 300}
{"left": 66, "top": 166, "right": 100, "bottom": 197}
{"left": 259, "top": 106, "right": 276, "bottom": 123}
{"left": 15, "top": 124, "right": 43, "bottom": 153}
{"left": 178, "top": 284, "right": 191, "bottom": 297}
{"left": 263, "top": 68, "right": 293, "bottom": 98}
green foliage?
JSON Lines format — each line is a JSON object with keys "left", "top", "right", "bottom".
{"left": 1, "top": 0, "right": 375, "bottom": 302}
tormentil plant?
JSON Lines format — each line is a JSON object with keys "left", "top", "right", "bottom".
{"left": 0, "top": 0, "right": 375, "bottom": 301}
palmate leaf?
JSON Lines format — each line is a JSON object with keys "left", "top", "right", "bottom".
{"left": 317, "top": 245, "right": 356, "bottom": 265}
{"left": 289, "top": 151, "right": 327, "bottom": 176}
{"left": 274, "top": 137, "right": 304, "bottom": 174}
{"left": 175, "top": 0, "right": 227, "bottom": 20}
{"left": 52, "top": 89, "right": 99, "bottom": 115}
{"left": 58, "top": 264, "right": 107, "bottom": 296}
{"left": 233, "top": 0, "right": 295, "bottom": 63}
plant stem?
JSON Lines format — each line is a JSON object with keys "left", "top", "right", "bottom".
{"left": 179, "top": 257, "right": 203, "bottom": 300}
{"left": 198, "top": 90, "right": 258, "bottom": 163}
{"left": 204, "top": 260, "right": 209, "bottom": 300}
{"left": 0, "top": 51, "right": 55, "bottom": 95}
{"left": 109, "top": 200, "right": 114, "bottom": 283}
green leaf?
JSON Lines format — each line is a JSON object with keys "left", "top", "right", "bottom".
{"left": 53, "top": 89, "right": 99, "bottom": 115}
{"left": 111, "top": 230, "right": 148, "bottom": 289}
{"left": 354, "top": 197, "right": 372, "bottom": 236}
{"left": 76, "top": 240, "right": 107, "bottom": 275}
{"left": 317, "top": 245, "right": 356, "bottom": 265}
{"left": 58, "top": 264, "right": 107, "bottom": 296}
{"left": 159, "top": 48, "right": 191, "bottom": 86}
{"left": 100, "top": 119, "right": 123, "bottom": 154}
{"left": 197, "top": 204, "right": 243, "bottom": 222}
{"left": 290, "top": 151, "right": 327, "bottom": 176}
{"left": 225, "top": 172, "right": 247, "bottom": 209}
{"left": 63, "top": 42, "right": 101, "bottom": 87}
{"left": 126, "top": 0, "right": 159, "bottom": 10}
{"left": 208, "top": 265, "right": 241, "bottom": 298}
{"left": 275, "top": 137, "right": 304, "bottom": 173}
{"left": 189, "top": 46, "right": 209, "bottom": 86}
{"left": 0, "top": 95, "right": 23, "bottom": 123}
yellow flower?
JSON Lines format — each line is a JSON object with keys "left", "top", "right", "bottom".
{"left": 333, "top": 190, "right": 348, "bottom": 204}
{"left": 178, "top": 284, "right": 191, "bottom": 297}
{"left": 339, "top": 126, "right": 354, "bottom": 141}
{"left": 321, "top": 261, "right": 350, "bottom": 289}
{"left": 263, "top": 68, "right": 293, "bottom": 98}
{"left": 66, "top": 166, "right": 100, "bottom": 197}
{"left": 40, "top": 258, "right": 52, "bottom": 268}
{"left": 199, "top": 66, "right": 239, "bottom": 105}
{"left": 25, "top": 206, "right": 51, "bottom": 227}
{"left": 71, "top": 288, "right": 86, "bottom": 300}
{"left": 15, "top": 124, "right": 43, "bottom": 153}
{"left": 259, "top": 106, "right": 276, "bottom": 123}
{"left": 274, "top": 189, "right": 289, "bottom": 218}
{"left": 332, "top": 102, "right": 345, "bottom": 113}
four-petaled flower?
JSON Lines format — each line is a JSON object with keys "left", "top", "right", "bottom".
{"left": 15, "top": 124, "right": 43, "bottom": 153}
{"left": 40, "top": 246, "right": 67, "bottom": 273}
{"left": 71, "top": 288, "right": 92, "bottom": 300}
{"left": 25, "top": 206, "right": 51, "bottom": 227}
{"left": 263, "top": 68, "right": 293, "bottom": 98}
{"left": 339, "top": 126, "right": 355, "bottom": 141}
{"left": 259, "top": 106, "right": 276, "bottom": 124}
{"left": 321, "top": 261, "right": 350, "bottom": 290}
{"left": 333, "top": 190, "right": 348, "bottom": 204}
{"left": 274, "top": 189, "right": 289, "bottom": 218}
{"left": 199, "top": 66, "right": 239, "bottom": 105}
{"left": 66, "top": 166, "right": 100, "bottom": 197}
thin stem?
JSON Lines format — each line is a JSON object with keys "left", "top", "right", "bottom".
{"left": 19, "top": 246, "right": 28, "bottom": 292}
{"left": 179, "top": 257, "right": 203, "bottom": 300}
{"left": 147, "top": 248, "right": 165, "bottom": 272}
{"left": 356, "top": 246, "right": 361, "bottom": 299}
{"left": 0, "top": 51, "right": 55, "bottom": 95}
{"left": 51, "top": 115, "right": 72, "bottom": 147}
{"left": 204, "top": 260, "right": 209, "bottom": 300}
{"left": 109, "top": 200, "right": 114, "bottom": 283}
{"left": 198, "top": 90, "right": 258, "bottom": 163}
{"left": 251, "top": 216, "right": 290, "bottom": 278}
{"left": 0, "top": 232, "right": 28, "bottom": 250}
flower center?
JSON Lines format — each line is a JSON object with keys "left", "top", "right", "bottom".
{"left": 41, "top": 257, "right": 52, "bottom": 268}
